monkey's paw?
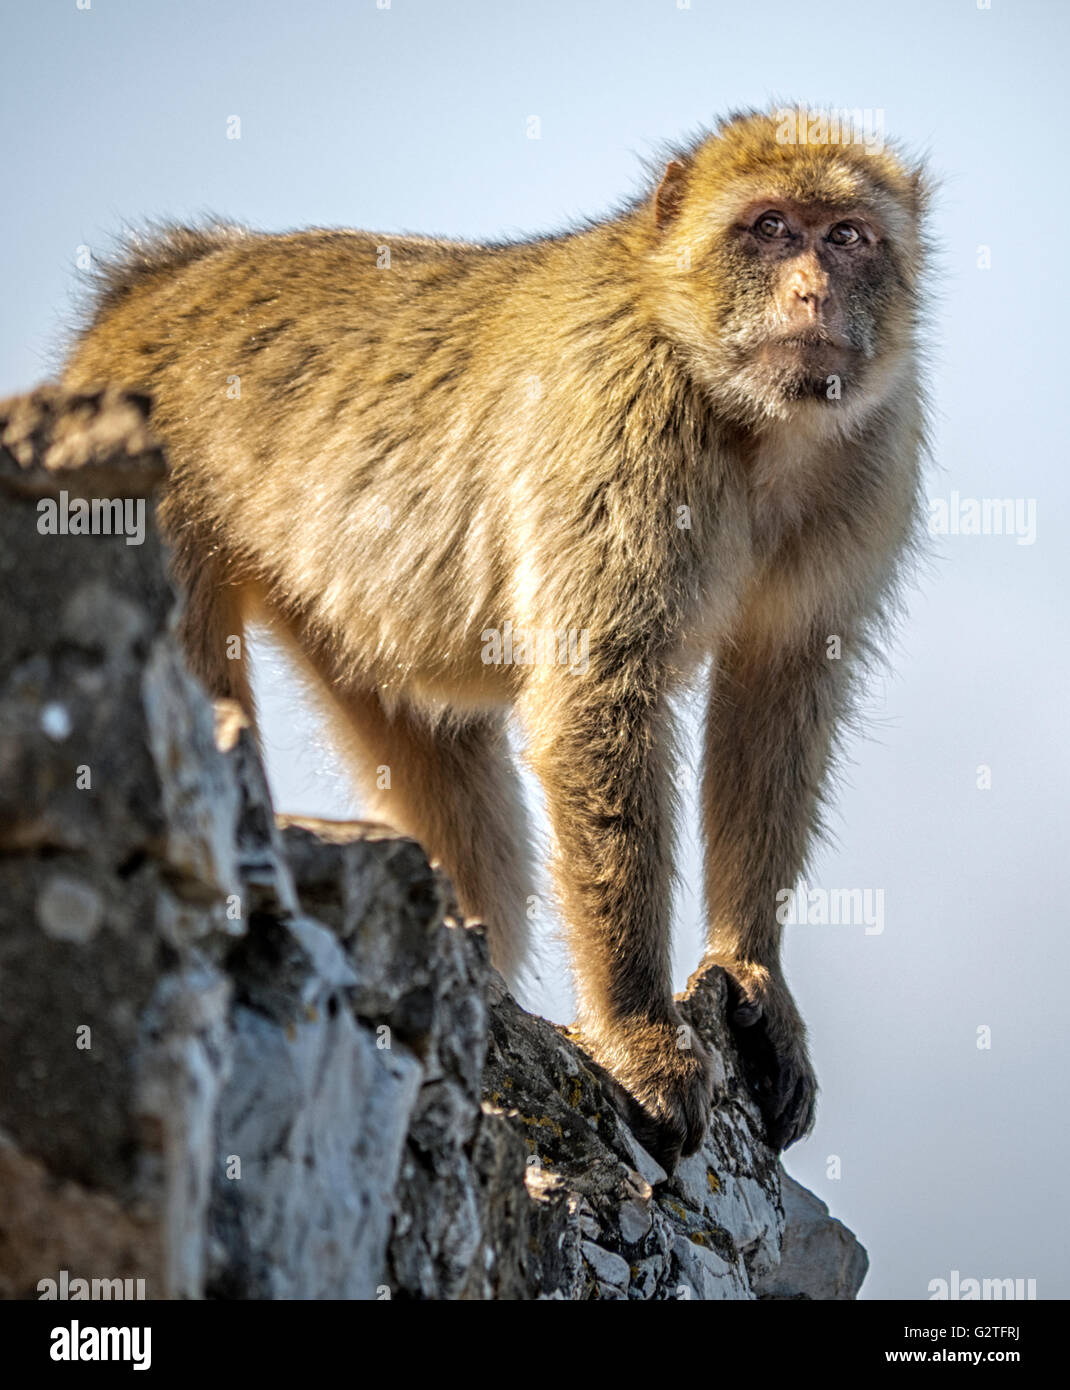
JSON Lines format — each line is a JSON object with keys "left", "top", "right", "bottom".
{"left": 720, "top": 966, "right": 817, "bottom": 1151}
{"left": 584, "top": 1018, "right": 714, "bottom": 1174}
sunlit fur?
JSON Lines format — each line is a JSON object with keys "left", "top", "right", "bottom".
{"left": 62, "top": 108, "right": 930, "bottom": 1167}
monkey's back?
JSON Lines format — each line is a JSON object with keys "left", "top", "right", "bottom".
{"left": 62, "top": 216, "right": 722, "bottom": 704}
{"left": 63, "top": 224, "right": 584, "bottom": 699}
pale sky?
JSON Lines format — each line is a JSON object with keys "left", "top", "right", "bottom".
{"left": 4, "top": 0, "right": 1068, "bottom": 1299}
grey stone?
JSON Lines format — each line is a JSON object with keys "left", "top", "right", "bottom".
{"left": 618, "top": 1197, "right": 653, "bottom": 1245}
{"left": 582, "top": 1240, "right": 631, "bottom": 1291}
{"left": 754, "top": 1174, "right": 870, "bottom": 1300}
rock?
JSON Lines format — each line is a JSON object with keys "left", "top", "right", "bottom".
{"left": 208, "top": 992, "right": 423, "bottom": 1299}
{"left": 0, "top": 387, "right": 868, "bottom": 1300}
{"left": 754, "top": 1174, "right": 870, "bottom": 1300}
{"left": 582, "top": 1241, "right": 631, "bottom": 1293}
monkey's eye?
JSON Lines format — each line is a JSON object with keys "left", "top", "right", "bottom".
{"left": 754, "top": 212, "right": 789, "bottom": 240}
{"left": 828, "top": 222, "right": 862, "bottom": 247}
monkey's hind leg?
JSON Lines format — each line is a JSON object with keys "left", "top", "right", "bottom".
{"left": 320, "top": 688, "right": 535, "bottom": 983}
{"left": 175, "top": 560, "right": 258, "bottom": 725}
{"left": 158, "top": 487, "right": 259, "bottom": 724}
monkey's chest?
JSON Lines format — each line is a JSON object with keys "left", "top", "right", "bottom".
{"left": 744, "top": 437, "right": 835, "bottom": 553}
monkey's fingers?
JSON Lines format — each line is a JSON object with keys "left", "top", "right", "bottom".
{"left": 723, "top": 972, "right": 764, "bottom": 1028}
{"left": 766, "top": 1070, "right": 817, "bottom": 1150}
{"left": 723, "top": 985, "right": 816, "bottom": 1149}
{"left": 606, "top": 1038, "right": 714, "bottom": 1174}
{"left": 633, "top": 1073, "right": 712, "bottom": 1171}
{"left": 626, "top": 1101, "right": 689, "bottom": 1174}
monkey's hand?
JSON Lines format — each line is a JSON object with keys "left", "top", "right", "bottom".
{"left": 718, "top": 963, "right": 817, "bottom": 1150}
{"left": 583, "top": 1016, "right": 714, "bottom": 1174}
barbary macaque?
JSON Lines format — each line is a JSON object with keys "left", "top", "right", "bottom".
{"left": 63, "top": 109, "right": 929, "bottom": 1168}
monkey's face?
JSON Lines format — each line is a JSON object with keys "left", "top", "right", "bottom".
{"left": 716, "top": 196, "right": 893, "bottom": 412}
{"left": 647, "top": 115, "right": 927, "bottom": 429}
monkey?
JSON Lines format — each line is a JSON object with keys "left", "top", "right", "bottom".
{"left": 61, "top": 108, "right": 929, "bottom": 1170}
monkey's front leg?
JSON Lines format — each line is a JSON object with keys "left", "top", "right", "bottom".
{"left": 702, "top": 635, "right": 847, "bottom": 1150}
{"left": 523, "top": 669, "right": 713, "bottom": 1172}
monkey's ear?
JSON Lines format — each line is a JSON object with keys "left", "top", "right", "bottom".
{"left": 653, "top": 160, "right": 689, "bottom": 230}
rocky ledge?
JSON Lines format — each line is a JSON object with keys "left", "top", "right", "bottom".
{"left": 0, "top": 388, "right": 867, "bottom": 1300}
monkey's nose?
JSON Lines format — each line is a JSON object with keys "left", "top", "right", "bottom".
{"left": 792, "top": 284, "right": 829, "bottom": 319}
{"left": 785, "top": 259, "right": 831, "bottom": 319}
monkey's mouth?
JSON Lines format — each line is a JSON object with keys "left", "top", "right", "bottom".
{"left": 755, "top": 332, "right": 853, "bottom": 385}
{"left": 736, "top": 332, "right": 858, "bottom": 406}
{"left": 761, "top": 330, "right": 851, "bottom": 354}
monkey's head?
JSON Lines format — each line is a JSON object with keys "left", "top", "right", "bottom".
{"left": 643, "top": 109, "right": 929, "bottom": 430}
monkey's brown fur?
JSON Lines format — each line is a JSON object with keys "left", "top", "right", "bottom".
{"left": 63, "top": 110, "right": 929, "bottom": 1168}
